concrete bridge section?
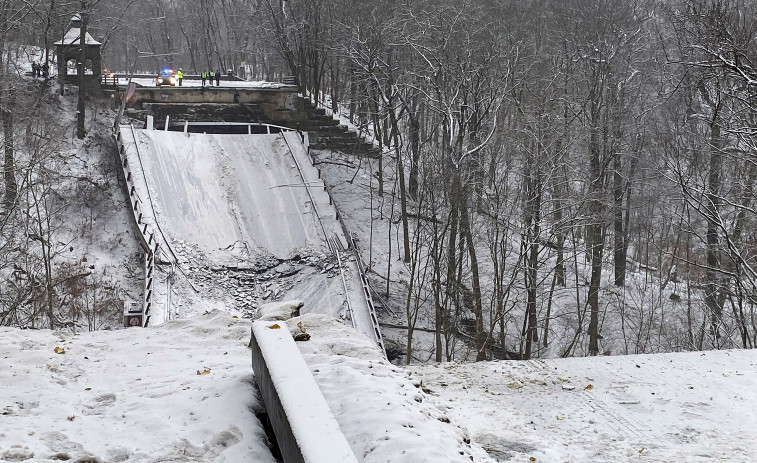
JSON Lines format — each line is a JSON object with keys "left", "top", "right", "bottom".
{"left": 130, "top": 130, "right": 322, "bottom": 261}
{"left": 108, "top": 81, "right": 380, "bottom": 155}
{"left": 116, "top": 83, "right": 308, "bottom": 125}
{"left": 251, "top": 319, "right": 359, "bottom": 463}
{"left": 118, "top": 124, "right": 384, "bottom": 351}
{"left": 114, "top": 88, "right": 387, "bottom": 462}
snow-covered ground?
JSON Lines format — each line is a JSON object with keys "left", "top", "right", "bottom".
{"left": 3, "top": 310, "right": 756, "bottom": 462}
{"left": 4, "top": 57, "right": 757, "bottom": 463}
{"left": 289, "top": 313, "right": 489, "bottom": 461}
{"left": 0, "top": 309, "right": 483, "bottom": 463}
{"left": 0, "top": 311, "right": 276, "bottom": 462}
{"left": 412, "top": 350, "right": 757, "bottom": 462}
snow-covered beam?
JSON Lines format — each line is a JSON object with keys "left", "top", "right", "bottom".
{"left": 250, "top": 320, "right": 358, "bottom": 463}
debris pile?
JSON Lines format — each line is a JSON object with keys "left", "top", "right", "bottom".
{"left": 167, "top": 240, "right": 342, "bottom": 317}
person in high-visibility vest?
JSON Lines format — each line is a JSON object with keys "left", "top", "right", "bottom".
{"left": 209, "top": 69, "right": 216, "bottom": 86}
{"left": 176, "top": 69, "right": 183, "bottom": 86}
{"left": 201, "top": 70, "right": 207, "bottom": 86}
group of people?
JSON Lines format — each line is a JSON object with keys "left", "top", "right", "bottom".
{"left": 31, "top": 62, "right": 49, "bottom": 78}
{"left": 200, "top": 69, "right": 221, "bottom": 87}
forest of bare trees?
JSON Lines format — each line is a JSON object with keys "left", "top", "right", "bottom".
{"left": 1, "top": 0, "right": 756, "bottom": 361}
{"left": 244, "top": 0, "right": 757, "bottom": 360}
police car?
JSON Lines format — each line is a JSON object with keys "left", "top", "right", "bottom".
{"left": 155, "top": 68, "right": 177, "bottom": 86}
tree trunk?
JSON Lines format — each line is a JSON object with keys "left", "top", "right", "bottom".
{"left": 553, "top": 169, "right": 566, "bottom": 287}
{"left": 389, "top": 96, "right": 411, "bottom": 263}
{"left": 523, "top": 138, "right": 542, "bottom": 359}
{"left": 587, "top": 68, "right": 605, "bottom": 356}
{"left": 460, "top": 198, "right": 487, "bottom": 361}
{"left": 2, "top": 86, "right": 16, "bottom": 211}
{"left": 612, "top": 141, "right": 626, "bottom": 286}
{"left": 704, "top": 104, "right": 724, "bottom": 342}
{"left": 330, "top": 56, "right": 340, "bottom": 115}
{"left": 408, "top": 94, "right": 420, "bottom": 200}
{"left": 434, "top": 255, "right": 443, "bottom": 362}
{"left": 370, "top": 82, "right": 384, "bottom": 196}
{"left": 444, "top": 183, "right": 459, "bottom": 357}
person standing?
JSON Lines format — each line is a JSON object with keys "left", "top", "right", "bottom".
{"left": 201, "top": 70, "right": 207, "bottom": 86}
{"left": 177, "top": 68, "right": 183, "bottom": 86}
{"left": 209, "top": 69, "right": 215, "bottom": 86}
{"left": 215, "top": 69, "right": 220, "bottom": 86}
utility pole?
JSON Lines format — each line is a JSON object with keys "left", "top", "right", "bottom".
{"left": 76, "top": 1, "right": 87, "bottom": 139}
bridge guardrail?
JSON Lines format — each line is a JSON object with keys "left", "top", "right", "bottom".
{"left": 282, "top": 132, "right": 386, "bottom": 356}
{"left": 114, "top": 125, "right": 162, "bottom": 326}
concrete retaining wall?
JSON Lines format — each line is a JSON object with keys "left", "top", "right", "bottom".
{"left": 130, "top": 87, "right": 307, "bottom": 123}
{"left": 250, "top": 321, "right": 358, "bottom": 463}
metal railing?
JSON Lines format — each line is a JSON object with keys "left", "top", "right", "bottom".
{"left": 100, "top": 73, "right": 119, "bottom": 89}
{"left": 114, "top": 125, "right": 162, "bottom": 326}
{"left": 282, "top": 132, "right": 386, "bottom": 356}
{"left": 170, "top": 121, "right": 299, "bottom": 135}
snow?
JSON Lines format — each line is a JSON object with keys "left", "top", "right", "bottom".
{"left": 410, "top": 350, "right": 757, "bottom": 462}
{"left": 131, "top": 130, "right": 323, "bottom": 263}
{"left": 280, "top": 131, "right": 382, "bottom": 346}
{"left": 5, "top": 70, "right": 757, "bottom": 463}
{"left": 3, "top": 309, "right": 756, "bottom": 462}
{"left": 0, "top": 311, "right": 276, "bottom": 462}
{"left": 54, "top": 28, "right": 101, "bottom": 46}
{"left": 121, "top": 127, "right": 382, "bottom": 348}
{"left": 281, "top": 313, "right": 490, "bottom": 462}
{"left": 291, "top": 145, "right": 757, "bottom": 462}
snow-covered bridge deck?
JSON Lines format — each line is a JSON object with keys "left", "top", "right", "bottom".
{"left": 118, "top": 124, "right": 383, "bottom": 349}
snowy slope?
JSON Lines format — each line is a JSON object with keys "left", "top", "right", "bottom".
{"left": 410, "top": 350, "right": 757, "bottom": 462}
{"left": 0, "top": 311, "right": 275, "bottom": 462}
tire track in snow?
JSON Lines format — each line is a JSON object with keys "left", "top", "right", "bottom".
{"left": 574, "top": 391, "right": 646, "bottom": 439}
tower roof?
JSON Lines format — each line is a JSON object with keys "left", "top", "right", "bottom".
{"left": 54, "top": 27, "right": 101, "bottom": 46}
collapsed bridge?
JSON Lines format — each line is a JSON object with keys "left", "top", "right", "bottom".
{"left": 115, "top": 114, "right": 384, "bottom": 353}
{"left": 108, "top": 78, "right": 399, "bottom": 461}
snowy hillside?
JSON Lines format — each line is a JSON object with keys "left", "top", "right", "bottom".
{"left": 2, "top": 41, "right": 756, "bottom": 463}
